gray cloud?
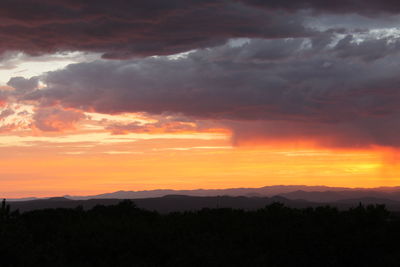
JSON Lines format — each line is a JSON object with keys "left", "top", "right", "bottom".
{"left": 240, "top": 0, "right": 400, "bottom": 15}
{"left": 2, "top": 0, "right": 400, "bottom": 59}
{"left": 0, "top": 0, "right": 312, "bottom": 58}
{"left": 7, "top": 35, "right": 400, "bottom": 147}
{"left": 7, "top": 76, "right": 39, "bottom": 94}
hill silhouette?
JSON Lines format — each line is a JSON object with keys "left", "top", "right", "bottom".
{"left": 62, "top": 185, "right": 366, "bottom": 200}
{"left": 51, "top": 185, "right": 400, "bottom": 203}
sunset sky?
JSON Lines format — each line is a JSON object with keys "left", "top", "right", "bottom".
{"left": 1, "top": 0, "right": 400, "bottom": 198}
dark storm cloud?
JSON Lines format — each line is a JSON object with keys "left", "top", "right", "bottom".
{"left": 11, "top": 35, "right": 400, "bottom": 147}
{"left": 2, "top": 0, "right": 400, "bottom": 58}
{"left": 0, "top": 0, "right": 311, "bottom": 58}
{"left": 239, "top": 0, "right": 400, "bottom": 15}
{"left": 333, "top": 35, "right": 400, "bottom": 61}
{"left": 229, "top": 118, "right": 400, "bottom": 148}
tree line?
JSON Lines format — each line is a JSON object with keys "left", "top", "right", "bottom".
{"left": 1, "top": 199, "right": 400, "bottom": 266}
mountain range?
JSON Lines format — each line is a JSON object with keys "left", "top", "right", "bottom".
{"left": 6, "top": 185, "right": 400, "bottom": 203}
{"left": 5, "top": 185, "right": 400, "bottom": 213}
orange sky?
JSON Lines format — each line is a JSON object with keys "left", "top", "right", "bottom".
{"left": 0, "top": 102, "right": 399, "bottom": 198}
{"left": 1, "top": 123, "right": 399, "bottom": 198}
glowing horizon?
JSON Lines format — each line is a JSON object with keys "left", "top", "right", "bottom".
{"left": 2, "top": 130, "right": 399, "bottom": 198}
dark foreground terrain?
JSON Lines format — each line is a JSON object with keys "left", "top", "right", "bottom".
{"left": 9, "top": 194, "right": 400, "bottom": 213}
{"left": 1, "top": 199, "right": 400, "bottom": 266}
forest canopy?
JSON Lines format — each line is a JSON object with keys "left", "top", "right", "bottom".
{"left": 1, "top": 200, "right": 400, "bottom": 266}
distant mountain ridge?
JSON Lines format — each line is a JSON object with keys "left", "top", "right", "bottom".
{"left": 280, "top": 190, "right": 400, "bottom": 202}
{"left": 63, "top": 185, "right": 400, "bottom": 202}
{"left": 65, "top": 186, "right": 341, "bottom": 200}
{"left": 5, "top": 185, "right": 400, "bottom": 203}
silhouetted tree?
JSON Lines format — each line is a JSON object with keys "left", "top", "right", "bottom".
{"left": 0, "top": 199, "right": 10, "bottom": 220}
{"left": 0, "top": 201, "right": 399, "bottom": 266}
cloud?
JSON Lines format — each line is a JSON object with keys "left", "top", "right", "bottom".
{"left": 0, "top": 108, "right": 14, "bottom": 120}
{"left": 2, "top": 0, "right": 400, "bottom": 60}
{"left": 7, "top": 76, "right": 39, "bottom": 94}
{"left": 10, "top": 35, "right": 400, "bottom": 147}
{"left": 229, "top": 118, "right": 400, "bottom": 148}
{"left": 106, "top": 117, "right": 223, "bottom": 135}
{"left": 240, "top": 0, "right": 400, "bottom": 15}
{"left": 108, "top": 121, "right": 198, "bottom": 135}
{"left": 0, "top": 98, "right": 6, "bottom": 108}
{"left": 0, "top": 0, "right": 312, "bottom": 58}
{"left": 32, "top": 107, "right": 86, "bottom": 132}
{"left": 1, "top": 0, "right": 400, "bottom": 59}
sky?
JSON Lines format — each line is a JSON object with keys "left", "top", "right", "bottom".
{"left": 2, "top": 0, "right": 400, "bottom": 197}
